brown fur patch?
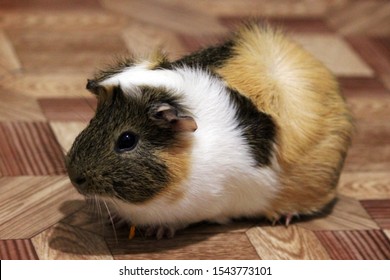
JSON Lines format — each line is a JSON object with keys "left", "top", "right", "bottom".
{"left": 215, "top": 23, "right": 354, "bottom": 217}
{"left": 155, "top": 135, "right": 193, "bottom": 203}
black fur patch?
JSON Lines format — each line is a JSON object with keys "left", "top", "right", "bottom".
{"left": 227, "top": 88, "right": 276, "bottom": 166}
{"left": 169, "top": 40, "right": 235, "bottom": 70}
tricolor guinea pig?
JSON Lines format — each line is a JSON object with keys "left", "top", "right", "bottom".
{"left": 66, "top": 23, "right": 353, "bottom": 239}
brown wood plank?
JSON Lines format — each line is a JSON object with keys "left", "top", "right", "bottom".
{"left": 316, "top": 230, "right": 390, "bottom": 260}
{"left": 123, "top": 23, "right": 186, "bottom": 60}
{"left": 0, "top": 90, "right": 46, "bottom": 122}
{"left": 361, "top": 200, "right": 390, "bottom": 229}
{"left": 0, "top": 0, "right": 102, "bottom": 11}
{"left": 0, "top": 122, "right": 66, "bottom": 176}
{"left": 49, "top": 122, "right": 88, "bottom": 153}
{"left": 339, "top": 172, "right": 390, "bottom": 200}
{"left": 347, "top": 36, "right": 390, "bottom": 76}
{"left": 246, "top": 225, "right": 330, "bottom": 260}
{"left": 0, "top": 30, "right": 21, "bottom": 75}
{"left": 0, "top": 239, "right": 39, "bottom": 260}
{"left": 328, "top": 1, "right": 390, "bottom": 36}
{"left": 7, "top": 30, "right": 128, "bottom": 74}
{"left": 38, "top": 98, "right": 96, "bottom": 122}
{"left": 0, "top": 73, "right": 88, "bottom": 98}
{"left": 102, "top": 0, "right": 227, "bottom": 36}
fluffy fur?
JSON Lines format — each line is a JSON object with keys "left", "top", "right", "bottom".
{"left": 214, "top": 24, "right": 353, "bottom": 218}
{"left": 102, "top": 66, "right": 280, "bottom": 228}
{"left": 66, "top": 23, "right": 353, "bottom": 237}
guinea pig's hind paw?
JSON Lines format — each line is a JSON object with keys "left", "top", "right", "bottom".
{"left": 144, "top": 225, "right": 176, "bottom": 240}
{"left": 270, "top": 213, "right": 299, "bottom": 227}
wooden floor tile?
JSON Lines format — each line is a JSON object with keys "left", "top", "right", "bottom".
{"left": 31, "top": 222, "right": 113, "bottom": 260}
{"left": 384, "top": 230, "right": 390, "bottom": 240}
{"left": 0, "top": 122, "right": 66, "bottom": 176}
{"left": 339, "top": 76, "right": 389, "bottom": 97}
{"left": 50, "top": 122, "right": 88, "bottom": 153}
{"left": 0, "top": 30, "right": 21, "bottom": 74}
{"left": 0, "top": 0, "right": 102, "bottom": 11}
{"left": 344, "top": 145, "right": 390, "bottom": 172}
{"left": 328, "top": 0, "right": 390, "bottom": 36}
{"left": 1, "top": 73, "right": 87, "bottom": 98}
{"left": 108, "top": 231, "right": 259, "bottom": 260}
{"left": 102, "top": 0, "right": 227, "bottom": 36}
{"left": 338, "top": 172, "right": 390, "bottom": 200}
{"left": 179, "top": 34, "right": 225, "bottom": 53}
{"left": 0, "top": 176, "right": 84, "bottom": 239}
{"left": 292, "top": 34, "right": 374, "bottom": 77}
{"left": 361, "top": 200, "right": 390, "bottom": 229}
{"left": 38, "top": 98, "right": 96, "bottom": 122}
{"left": 316, "top": 230, "right": 390, "bottom": 260}
{"left": 347, "top": 36, "right": 390, "bottom": 76}
{"left": 122, "top": 23, "right": 186, "bottom": 60}
{"left": 352, "top": 122, "right": 390, "bottom": 146}
{"left": 347, "top": 97, "right": 390, "bottom": 123}
{"left": 0, "top": 11, "right": 128, "bottom": 33}
{"left": 0, "top": 90, "right": 46, "bottom": 121}
{"left": 246, "top": 225, "right": 330, "bottom": 260}
{"left": 0, "top": 239, "right": 39, "bottom": 260}
{"left": 298, "top": 195, "right": 379, "bottom": 231}
{"left": 7, "top": 30, "right": 128, "bottom": 74}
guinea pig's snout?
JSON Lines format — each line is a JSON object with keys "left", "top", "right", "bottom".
{"left": 67, "top": 165, "right": 88, "bottom": 191}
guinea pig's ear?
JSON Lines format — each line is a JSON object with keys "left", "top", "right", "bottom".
{"left": 86, "top": 79, "right": 105, "bottom": 95}
{"left": 150, "top": 103, "right": 197, "bottom": 133}
{"left": 86, "top": 79, "right": 113, "bottom": 104}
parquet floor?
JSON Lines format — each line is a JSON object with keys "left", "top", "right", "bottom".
{"left": 1, "top": 0, "right": 390, "bottom": 260}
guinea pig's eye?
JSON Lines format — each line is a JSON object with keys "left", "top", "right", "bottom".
{"left": 115, "top": 131, "right": 138, "bottom": 153}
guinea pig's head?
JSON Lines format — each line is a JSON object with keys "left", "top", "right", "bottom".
{"left": 65, "top": 79, "right": 197, "bottom": 204}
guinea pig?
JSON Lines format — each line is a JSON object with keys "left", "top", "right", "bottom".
{"left": 65, "top": 22, "right": 353, "bottom": 239}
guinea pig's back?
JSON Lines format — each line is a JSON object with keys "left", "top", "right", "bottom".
{"left": 215, "top": 23, "right": 354, "bottom": 218}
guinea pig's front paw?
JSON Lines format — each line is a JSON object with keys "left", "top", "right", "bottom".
{"left": 144, "top": 225, "right": 177, "bottom": 240}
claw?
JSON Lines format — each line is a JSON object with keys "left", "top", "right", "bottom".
{"left": 285, "top": 214, "right": 293, "bottom": 227}
{"left": 285, "top": 213, "right": 299, "bottom": 227}
{"left": 272, "top": 217, "right": 280, "bottom": 226}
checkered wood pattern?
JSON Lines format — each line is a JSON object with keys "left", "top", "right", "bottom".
{"left": 1, "top": 0, "right": 389, "bottom": 260}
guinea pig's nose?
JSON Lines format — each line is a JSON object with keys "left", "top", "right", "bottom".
{"left": 67, "top": 166, "right": 88, "bottom": 190}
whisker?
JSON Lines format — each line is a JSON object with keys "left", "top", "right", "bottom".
{"left": 95, "top": 195, "right": 104, "bottom": 229}
{"left": 103, "top": 199, "right": 118, "bottom": 242}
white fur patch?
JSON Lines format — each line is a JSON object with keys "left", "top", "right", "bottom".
{"left": 101, "top": 63, "right": 280, "bottom": 229}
